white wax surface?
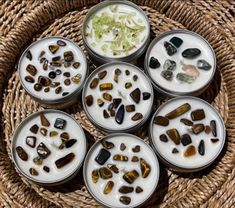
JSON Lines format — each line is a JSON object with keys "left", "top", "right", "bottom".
{"left": 85, "top": 135, "right": 159, "bottom": 208}
{"left": 13, "top": 111, "right": 87, "bottom": 183}
{"left": 148, "top": 32, "right": 215, "bottom": 93}
{"left": 19, "top": 37, "right": 87, "bottom": 101}
{"left": 85, "top": 3, "right": 149, "bottom": 58}
{"left": 84, "top": 63, "right": 153, "bottom": 131}
{"left": 151, "top": 97, "right": 225, "bottom": 169}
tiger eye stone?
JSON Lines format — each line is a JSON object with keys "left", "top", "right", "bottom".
{"left": 92, "top": 169, "right": 99, "bottom": 183}
{"left": 26, "top": 64, "right": 37, "bottom": 76}
{"left": 85, "top": 95, "right": 93, "bottom": 106}
{"left": 132, "top": 145, "right": 140, "bottom": 152}
{"left": 99, "top": 167, "right": 113, "bottom": 179}
{"left": 159, "top": 134, "right": 168, "bottom": 142}
{"left": 64, "top": 51, "right": 74, "bottom": 62}
{"left": 29, "top": 168, "right": 39, "bottom": 176}
{"left": 37, "top": 143, "right": 51, "bottom": 159}
{"left": 16, "top": 146, "right": 28, "bottom": 161}
{"left": 44, "top": 87, "right": 50, "bottom": 92}
{"left": 60, "top": 132, "right": 69, "bottom": 142}
{"left": 71, "top": 74, "right": 81, "bottom": 84}
{"left": 166, "top": 128, "right": 180, "bottom": 145}
{"left": 136, "top": 186, "right": 143, "bottom": 193}
{"left": 125, "top": 82, "right": 132, "bottom": 89}
{"left": 107, "top": 164, "right": 119, "bottom": 173}
{"left": 140, "top": 158, "right": 151, "bottom": 178}
{"left": 131, "top": 113, "right": 143, "bottom": 121}
{"left": 119, "top": 196, "right": 131, "bottom": 205}
{"left": 125, "top": 105, "right": 135, "bottom": 112}
{"left": 119, "top": 186, "right": 134, "bottom": 194}
{"left": 52, "top": 56, "right": 61, "bottom": 62}
{"left": 98, "top": 70, "right": 107, "bottom": 79}
{"left": 90, "top": 78, "right": 99, "bottom": 89}
{"left": 180, "top": 118, "right": 193, "bottom": 126}
{"left": 113, "top": 154, "right": 128, "bottom": 161}
{"left": 54, "top": 118, "right": 66, "bottom": 129}
{"left": 55, "top": 153, "right": 75, "bottom": 169}
{"left": 33, "top": 156, "right": 43, "bottom": 165}
{"left": 73, "top": 62, "right": 80, "bottom": 69}
{"left": 123, "top": 170, "right": 139, "bottom": 184}
{"left": 172, "top": 148, "right": 179, "bottom": 154}
{"left": 97, "top": 98, "right": 104, "bottom": 107}
{"left": 64, "top": 79, "right": 71, "bottom": 86}
{"left": 40, "top": 113, "right": 50, "bottom": 127}
{"left": 99, "top": 83, "right": 113, "bottom": 91}
{"left": 143, "top": 92, "right": 151, "bottom": 100}
{"left": 43, "top": 166, "right": 50, "bottom": 173}
{"left": 25, "top": 76, "right": 35, "bottom": 83}
{"left": 101, "top": 140, "right": 114, "bottom": 149}
{"left": 191, "top": 109, "right": 205, "bottom": 121}
{"left": 130, "top": 88, "right": 141, "bottom": 104}
{"left": 125, "top": 70, "right": 130, "bottom": 75}
{"left": 165, "top": 103, "right": 191, "bottom": 119}
{"left": 184, "top": 145, "right": 196, "bottom": 157}
{"left": 34, "top": 83, "right": 42, "bottom": 91}
{"left": 131, "top": 156, "right": 139, "bottom": 162}
{"left": 120, "top": 143, "right": 126, "bottom": 151}
{"left": 192, "top": 124, "right": 205, "bottom": 135}
{"left": 103, "top": 92, "right": 112, "bottom": 101}
{"left": 57, "top": 40, "right": 66, "bottom": 46}
{"left": 65, "top": 139, "right": 77, "bottom": 148}
{"left": 63, "top": 72, "right": 71, "bottom": 77}
{"left": 205, "top": 125, "right": 212, "bottom": 134}
{"left": 154, "top": 116, "right": 169, "bottom": 126}
{"left": 49, "top": 45, "right": 59, "bottom": 54}
{"left": 103, "top": 181, "right": 114, "bottom": 194}
{"left": 55, "top": 86, "right": 62, "bottom": 94}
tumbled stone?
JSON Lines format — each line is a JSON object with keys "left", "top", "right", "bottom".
{"left": 44, "top": 87, "right": 50, "bottom": 92}
{"left": 54, "top": 118, "right": 66, "bottom": 129}
{"left": 120, "top": 196, "right": 131, "bottom": 205}
{"left": 63, "top": 72, "right": 71, "bottom": 77}
{"left": 140, "top": 158, "right": 151, "bottom": 178}
{"left": 120, "top": 143, "right": 126, "bottom": 151}
{"left": 131, "top": 156, "right": 139, "bottom": 162}
{"left": 64, "top": 79, "right": 71, "bottom": 86}
{"left": 99, "top": 83, "right": 113, "bottom": 91}
{"left": 143, "top": 92, "right": 151, "bottom": 100}
{"left": 204, "top": 125, "right": 212, "bottom": 134}
{"left": 55, "top": 153, "right": 75, "bottom": 169}
{"left": 26, "top": 50, "right": 32, "bottom": 60}
{"left": 172, "top": 148, "right": 179, "bottom": 154}
{"left": 103, "top": 109, "right": 110, "bottom": 119}
{"left": 50, "top": 131, "right": 58, "bottom": 137}
{"left": 131, "top": 113, "right": 143, "bottom": 121}
{"left": 34, "top": 83, "right": 42, "bottom": 91}
{"left": 39, "top": 51, "right": 45, "bottom": 58}
{"left": 40, "top": 128, "right": 47, "bottom": 136}
{"left": 25, "top": 76, "right": 35, "bottom": 83}
{"left": 115, "top": 105, "right": 125, "bottom": 124}
{"left": 104, "top": 181, "right": 114, "bottom": 194}
{"left": 98, "top": 70, "right": 107, "bottom": 79}
{"left": 99, "top": 167, "right": 112, "bottom": 179}
{"left": 95, "top": 148, "right": 111, "bottom": 165}
{"left": 164, "top": 41, "right": 177, "bottom": 56}
{"left": 33, "top": 156, "right": 43, "bottom": 165}
{"left": 97, "top": 98, "right": 104, "bottom": 107}
{"left": 198, "top": 140, "right": 205, "bottom": 156}
{"left": 154, "top": 116, "right": 169, "bottom": 126}
{"left": 166, "top": 128, "right": 180, "bottom": 145}
{"left": 119, "top": 186, "right": 134, "bottom": 194}
{"left": 169, "top": 36, "right": 183, "bottom": 48}
{"left": 43, "top": 166, "right": 50, "bottom": 173}
{"left": 132, "top": 145, "right": 140, "bottom": 152}
{"left": 210, "top": 120, "right": 217, "bottom": 137}
{"left": 40, "top": 113, "right": 50, "bottom": 127}
{"left": 125, "top": 105, "right": 135, "bottom": 112}
{"left": 64, "top": 51, "right": 74, "bottom": 62}
{"left": 180, "top": 118, "right": 193, "bottom": 126}
{"left": 211, "top": 138, "right": 219, "bottom": 143}
{"left": 133, "top": 75, "right": 138, "bottom": 81}
{"left": 52, "top": 56, "right": 61, "bottom": 62}
{"left": 65, "top": 139, "right": 77, "bottom": 148}
{"left": 182, "top": 48, "right": 201, "bottom": 58}
{"left": 38, "top": 76, "right": 51, "bottom": 87}
{"left": 29, "top": 168, "right": 39, "bottom": 176}
{"left": 85, "top": 95, "right": 93, "bottom": 106}
{"left": 71, "top": 74, "right": 82, "bottom": 84}
{"left": 125, "top": 70, "right": 130, "bottom": 75}
{"left": 107, "top": 164, "right": 119, "bottom": 174}
{"left": 136, "top": 186, "right": 143, "bottom": 193}
{"left": 49, "top": 45, "right": 59, "bottom": 54}
{"left": 181, "top": 134, "right": 192, "bottom": 146}
{"left": 103, "top": 92, "right": 112, "bottom": 101}
{"left": 60, "top": 132, "right": 69, "bottom": 142}
{"left": 92, "top": 169, "right": 99, "bottom": 183}
{"left": 192, "top": 124, "right": 205, "bottom": 135}
{"left": 165, "top": 103, "right": 191, "bottom": 119}
{"left": 16, "top": 146, "right": 28, "bottom": 161}
{"left": 48, "top": 71, "right": 56, "bottom": 79}
{"left": 176, "top": 73, "right": 196, "bottom": 84}
{"left": 30, "top": 124, "right": 39, "bottom": 134}
{"left": 55, "top": 86, "right": 62, "bottom": 94}
{"left": 130, "top": 88, "right": 141, "bottom": 104}
{"left": 73, "top": 62, "right": 80, "bottom": 69}
{"left": 26, "top": 64, "right": 37, "bottom": 76}
{"left": 101, "top": 140, "right": 114, "bottom": 149}
{"left": 149, "top": 57, "right": 160, "bottom": 69}
{"left": 113, "top": 154, "right": 128, "bottom": 161}
{"left": 163, "top": 59, "right": 176, "bottom": 71}
{"left": 125, "top": 82, "right": 132, "bottom": 89}
{"left": 50, "top": 82, "right": 60, "bottom": 88}
{"left": 57, "top": 40, "right": 66, "bottom": 46}
{"left": 197, "top": 59, "right": 212, "bottom": 71}
{"left": 37, "top": 143, "right": 51, "bottom": 159}
{"left": 181, "top": 62, "right": 199, "bottom": 77}
{"left": 161, "top": 70, "right": 173, "bottom": 81}
{"left": 26, "top": 136, "right": 36, "bottom": 148}
{"left": 159, "top": 134, "right": 168, "bottom": 142}
{"left": 90, "top": 78, "right": 99, "bottom": 89}
{"left": 191, "top": 109, "right": 205, "bottom": 121}
{"left": 123, "top": 170, "right": 139, "bottom": 184}
{"left": 184, "top": 145, "right": 196, "bottom": 157}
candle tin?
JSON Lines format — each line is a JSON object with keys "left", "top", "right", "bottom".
{"left": 145, "top": 29, "right": 216, "bottom": 97}
{"left": 82, "top": 0, "right": 150, "bottom": 64}
{"left": 11, "top": 109, "right": 87, "bottom": 185}
{"left": 83, "top": 133, "right": 160, "bottom": 208}
{"left": 82, "top": 61, "right": 154, "bottom": 133}
{"left": 18, "top": 36, "right": 88, "bottom": 109}
{"left": 149, "top": 96, "right": 226, "bottom": 172}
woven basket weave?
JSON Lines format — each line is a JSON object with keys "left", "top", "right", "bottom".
{"left": 0, "top": 0, "right": 235, "bottom": 207}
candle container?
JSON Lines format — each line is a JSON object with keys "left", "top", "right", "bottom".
{"left": 83, "top": 133, "right": 160, "bottom": 208}
{"left": 82, "top": 62, "right": 154, "bottom": 133}
{"left": 149, "top": 96, "right": 226, "bottom": 172}
{"left": 145, "top": 29, "right": 216, "bottom": 97}
{"left": 82, "top": 0, "right": 150, "bottom": 64}
{"left": 11, "top": 109, "right": 87, "bottom": 185}
{"left": 18, "top": 37, "right": 88, "bottom": 109}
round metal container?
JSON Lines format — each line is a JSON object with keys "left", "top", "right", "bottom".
{"left": 82, "top": 61, "right": 154, "bottom": 133}
{"left": 83, "top": 133, "right": 160, "bottom": 208}
{"left": 11, "top": 109, "right": 87, "bottom": 186}
{"left": 18, "top": 36, "right": 88, "bottom": 109}
{"left": 82, "top": 0, "right": 150, "bottom": 64}
{"left": 144, "top": 29, "right": 217, "bottom": 97}
{"left": 149, "top": 96, "right": 226, "bottom": 172}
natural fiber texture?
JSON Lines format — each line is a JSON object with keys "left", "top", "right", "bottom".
{"left": 0, "top": 0, "right": 234, "bottom": 207}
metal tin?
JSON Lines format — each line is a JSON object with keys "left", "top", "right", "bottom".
{"left": 144, "top": 29, "right": 217, "bottom": 97}
{"left": 18, "top": 36, "right": 88, "bottom": 109}
{"left": 81, "top": 0, "right": 150, "bottom": 64}
{"left": 149, "top": 96, "right": 226, "bottom": 172}
{"left": 11, "top": 109, "right": 87, "bottom": 186}
{"left": 83, "top": 133, "right": 160, "bottom": 208}
{"left": 82, "top": 61, "right": 154, "bottom": 133}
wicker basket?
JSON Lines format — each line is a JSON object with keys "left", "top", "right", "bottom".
{"left": 0, "top": 0, "right": 235, "bottom": 207}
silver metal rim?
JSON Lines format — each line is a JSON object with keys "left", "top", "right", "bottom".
{"left": 18, "top": 36, "right": 88, "bottom": 105}
{"left": 148, "top": 96, "right": 226, "bottom": 172}
{"left": 82, "top": 61, "right": 154, "bottom": 133}
{"left": 83, "top": 133, "right": 160, "bottom": 208}
{"left": 81, "top": 0, "right": 150, "bottom": 63}
{"left": 11, "top": 109, "right": 87, "bottom": 185}
{"left": 144, "top": 29, "right": 217, "bottom": 96}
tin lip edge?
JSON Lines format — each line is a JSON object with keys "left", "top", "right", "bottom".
{"left": 144, "top": 29, "right": 217, "bottom": 96}
{"left": 82, "top": 61, "right": 154, "bottom": 133}
{"left": 148, "top": 96, "right": 226, "bottom": 171}
{"left": 81, "top": 0, "right": 151, "bottom": 62}
{"left": 83, "top": 132, "right": 160, "bottom": 208}
{"left": 11, "top": 109, "right": 88, "bottom": 185}
{"left": 18, "top": 36, "right": 88, "bottom": 105}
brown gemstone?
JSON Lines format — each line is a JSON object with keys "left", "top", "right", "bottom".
{"left": 63, "top": 72, "right": 71, "bottom": 77}
{"left": 211, "top": 138, "right": 219, "bottom": 143}
{"left": 98, "top": 70, "right": 107, "bottom": 79}
{"left": 136, "top": 186, "right": 143, "bottom": 193}
{"left": 192, "top": 124, "right": 205, "bottom": 135}
{"left": 130, "top": 88, "right": 141, "bottom": 104}
{"left": 172, "top": 148, "right": 179, "bottom": 154}
{"left": 40, "top": 57, "right": 46, "bottom": 64}
{"left": 64, "top": 79, "right": 71, "bottom": 86}
{"left": 140, "top": 158, "right": 151, "bottom": 178}
{"left": 125, "top": 105, "right": 135, "bottom": 112}
{"left": 107, "top": 164, "right": 119, "bottom": 174}
{"left": 198, "top": 140, "right": 205, "bottom": 155}
{"left": 90, "top": 78, "right": 99, "bottom": 89}
{"left": 33, "top": 156, "right": 43, "bottom": 165}
{"left": 55, "top": 69, "right": 62, "bottom": 75}
{"left": 210, "top": 120, "right": 217, "bottom": 137}
{"left": 204, "top": 125, "right": 212, "bottom": 134}
{"left": 26, "top": 64, "right": 37, "bottom": 76}
{"left": 50, "top": 61, "right": 61, "bottom": 67}
{"left": 154, "top": 116, "right": 169, "bottom": 126}
{"left": 101, "top": 140, "right": 114, "bottom": 149}
{"left": 191, "top": 109, "right": 205, "bottom": 121}
{"left": 43, "top": 166, "right": 50, "bottom": 173}
{"left": 132, "top": 145, "right": 140, "bottom": 152}
{"left": 131, "top": 113, "right": 143, "bottom": 121}
{"left": 73, "top": 62, "right": 80, "bottom": 69}
{"left": 64, "top": 51, "right": 74, "bottom": 62}
{"left": 125, "top": 70, "right": 130, "bottom": 75}
{"left": 34, "top": 83, "right": 42, "bottom": 91}
{"left": 115, "top": 105, "right": 125, "bottom": 124}
{"left": 55, "top": 153, "right": 75, "bottom": 168}
{"left": 119, "top": 186, "right": 134, "bottom": 194}
{"left": 99, "top": 83, "right": 113, "bottom": 91}
{"left": 95, "top": 148, "right": 111, "bottom": 165}
{"left": 64, "top": 62, "right": 71, "bottom": 68}
{"left": 184, "top": 145, "right": 196, "bottom": 157}
{"left": 131, "top": 156, "right": 139, "bottom": 162}
{"left": 103, "top": 109, "right": 110, "bottom": 118}
{"left": 103, "top": 92, "right": 112, "bottom": 101}
{"left": 16, "top": 146, "right": 28, "bottom": 161}
{"left": 181, "top": 134, "right": 192, "bottom": 146}
{"left": 49, "top": 45, "right": 59, "bottom": 54}
{"left": 92, "top": 169, "right": 99, "bottom": 183}
{"left": 44, "top": 87, "right": 50, "bottom": 92}
{"left": 38, "top": 76, "right": 51, "bottom": 86}
{"left": 120, "top": 196, "right": 131, "bottom": 205}
{"left": 40, "top": 128, "right": 47, "bottom": 136}
{"left": 55, "top": 86, "right": 62, "bottom": 94}
{"left": 57, "top": 40, "right": 66, "bottom": 46}
{"left": 114, "top": 68, "right": 121, "bottom": 83}
{"left": 40, "top": 113, "right": 50, "bottom": 127}
{"left": 50, "top": 82, "right": 60, "bottom": 88}
{"left": 37, "top": 143, "right": 51, "bottom": 159}
{"left": 26, "top": 50, "right": 32, "bottom": 60}
{"left": 43, "top": 60, "right": 48, "bottom": 70}
{"left": 97, "top": 98, "right": 104, "bottom": 107}
{"left": 30, "top": 124, "right": 39, "bottom": 134}
{"left": 143, "top": 92, "right": 151, "bottom": 100}
{"left": 52, "top": 56, "right": 61, "bottom": 62}
{"left": 125, "top": 82, "right": 132, "bottom": 89}
{"left": 113, "top": 154, "right": 128, "bottom": 161}
{"left": 120, "top": 143, "right": 126, "bottom": 151}
{"left": 39, "top": 51, "right": 45, "bottom": 58}
{"left": 25, "top": 76, "right": 35, "bottom": 83}
{"left": 166, "top": 128, "right": 180, "bottom": 145}
{"left": 99, "top": 167, "right": 113, "bottom": 179}
{"left": 60, "top": 132, "right": 69, "bottom": 142}
{"left": 133, "top": 75, "right": 138, "bottom": 81}
{"left": 180, "top": 118, "right": 193, "bottom": 126}
{"left": 50, "top": 131, "right": 58, "bottom": 137}
{"left": 62, "top": 92, "right": 69, "bottom": 96}
{"left": 71, "top": 74, "right": 81, "bottom": 84}
{"left": 85, "top": 95, "right": 93, "bottom": 106}
{"left": 65, "top": 139, "right": 77, "bottom": 148}
{"left": 26, "top": 136, "right": 36, "bottom": 148}
{"left": 104, "top": 181, "right": 114, "bottom": 194}
{"left": 29, "top": 168, "right": 39, "bottom": 176}
{"left": 159, "top": 134, "right": 168, "bottom": 142}
{"left": 123, "top": 170, "right": 139, "bottom": 184}
{"left": 165, "top": 103, "right": 191, "bottom": 119}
